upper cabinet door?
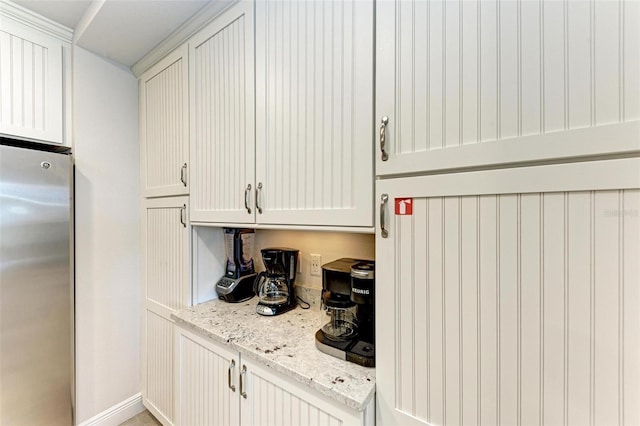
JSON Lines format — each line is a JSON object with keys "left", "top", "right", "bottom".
{"left": 255, "top": 0, "right": 374, "bottom": 227}
{"left": 376, "top": 0, "right": 640, "bottom": 176}
{"left": 189, "top": 1, "right": 256, "bottom": 224}
{"left": 0, "top": 16, "right": 65, "bottom": 144}
{"left": 140, "top": 45, "right": 189, "bottom": 198}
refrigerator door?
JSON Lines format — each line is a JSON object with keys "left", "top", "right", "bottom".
{"left": 0, "top": 144, "right": 72, "bottom": 425}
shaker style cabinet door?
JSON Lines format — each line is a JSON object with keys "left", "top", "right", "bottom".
{"left": 189, "top": 0, "right": 256, "bottom": 224}
{"left": 140, "top": 45, "right": 189, "bottom": 198}
{"left": 0, "top": 12, "right": 66, "bottom": 144}
{"left": 376, "top": 0, "right": 640, "bottom": 176}
{"left": 254, "top": 0, "right": 374, "bottom": 227}
{"left": 375, "top": 159, "right": 640, "bottom": 426}
{"left": 142, "top": 196, "right": 191, "bottom": 426}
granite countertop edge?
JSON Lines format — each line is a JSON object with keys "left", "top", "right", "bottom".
{"left": 171, "top": 299, "right": 376, "bottom": 412}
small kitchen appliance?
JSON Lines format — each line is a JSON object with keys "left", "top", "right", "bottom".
{"left": 215, "top": 228, "right": 256, "bottom": 302}
{"left": 253, "top": 247, "right": 299, "bottom": 316}
{"left": 315, "top": 258, "right": 375, "bottom": 367}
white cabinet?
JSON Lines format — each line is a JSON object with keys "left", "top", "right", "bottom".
{"left": 375, "top": 2, "right": 640, "bottom": 425}
{"left": 0, "top": 2, "right": 71, "bottom": 145}
{"left": 239, "top": 356, "right": 370, "bottom": 426}
{"left": 375, "top": 0, "right": 640, "bottom": 176}
{"left": 189, "top": 0, "right": 255, "bottom": 224}
{"left": 189, "top": 0, "right": 375, "bottom": 228}
{"left": 140, "top": 45, "right": 189, "bottom": 198}
{"left": 142, "top": 196, "right": 191, "bottom": 425}
{"left": 175, "top": 327, "right": 240, "bottom": 426}
{"left": 254, "top": 0, "right": 374, "bottom": 227}
{"left": 175, "top": 326, "right": 373, "bottom": 426}
{"left": 375, "top": 159, "right": 640, "bottom": 426}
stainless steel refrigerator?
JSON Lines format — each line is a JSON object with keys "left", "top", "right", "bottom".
{"left": 0, "top": 141, "right": 73, "bottom": 425}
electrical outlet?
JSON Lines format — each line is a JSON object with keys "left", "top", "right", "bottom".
{"left": 310, "top": 254, "right": 322, "bottom": 276}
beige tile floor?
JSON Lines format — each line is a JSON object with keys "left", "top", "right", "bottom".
{"left": 119, "top": 410, "right": 162, "bottom": 426}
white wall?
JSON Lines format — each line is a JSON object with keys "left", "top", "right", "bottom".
{"left": 73, "top": 46, "right": 142, "bottom": 425}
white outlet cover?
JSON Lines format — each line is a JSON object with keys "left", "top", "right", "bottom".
{"left": 310, "top": 254, "right": 322, "bottom": 276}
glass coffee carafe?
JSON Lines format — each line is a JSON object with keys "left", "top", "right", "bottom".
{"left": 321, "top": 304, "right": 358, "bottom": 341}
{"left": 253, "top": 248, "right": 299, "bottom": 316}
{"left": 255, "top": 274, "right": 290, "bottom": 305}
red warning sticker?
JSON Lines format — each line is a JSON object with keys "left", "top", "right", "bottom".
{"left": 395, "top": 198, "right": 413, "bottom": 215}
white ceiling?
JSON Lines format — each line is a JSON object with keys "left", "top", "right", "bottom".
{"left": 12, "top": 0, "right": 92, "bottom": 29}
{"left": 12, "top": 0, "right": 210, "bottom": 68}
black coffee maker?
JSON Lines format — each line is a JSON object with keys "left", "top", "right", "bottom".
{"left": 253, "top": 248, "right": 299, "bottom": 316}
{"left": 315, "top": 258, "right": 375, "bottom": 367}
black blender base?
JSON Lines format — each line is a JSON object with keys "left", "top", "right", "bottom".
{"left": 314, "top": 330, "right": 375, "bottom": 367}
{"left": 216, "top": 274, "right": 256, "bottom": 303}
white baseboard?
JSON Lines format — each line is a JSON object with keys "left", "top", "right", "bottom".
{"left": 76, "top": 393, "right": 145, "bottom": 426}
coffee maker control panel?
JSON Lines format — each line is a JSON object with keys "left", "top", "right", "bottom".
{"left": 215, "top": 274, "right": 256, "bottom": 303}
{"left": 256, "top": 304, "right": 279, "bottom": 316}
{"left": 217, "top": 277, "right": 235, "bottom": 288}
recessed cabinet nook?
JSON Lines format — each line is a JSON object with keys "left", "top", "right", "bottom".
{"left": 137, "top": 1, "right": 640, "bottom": 426}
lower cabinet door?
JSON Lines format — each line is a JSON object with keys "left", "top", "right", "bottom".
{"left": 142, "top": 196, "right": 191, "bottom": 425}
{"left": 175, "top": 326, "right": 374, "bottom": 426}
{"left": 175, "top": 327, "right": 241, "bottom": 426}
{"left": 144, "top": 307, "right": 176, "bottom": 425}
{"left": 239, "top": 358, "right": 371, "bottom": 426}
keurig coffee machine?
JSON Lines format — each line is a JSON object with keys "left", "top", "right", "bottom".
{"left": 215, "top": 228, "right": 256, "bottom": 302}
{"left": 315, "top": 258, "right": 375, "bottom": 367}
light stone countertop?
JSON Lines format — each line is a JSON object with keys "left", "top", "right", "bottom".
{"left": 171, "top": 297, "right": 376, "bottom": 411}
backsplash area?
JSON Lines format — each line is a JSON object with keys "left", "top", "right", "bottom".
{"left": 253, "top": 230, "right": 375, "bottom": 289}
{"left": 191, "top": 227, "right": 375, "bottom": 305}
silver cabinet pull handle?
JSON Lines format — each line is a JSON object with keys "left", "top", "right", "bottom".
{"left": 240, "top": 364, "right": 247, "bottom": 399}
{"left": 379, "top": 116, "right": 389, "bottom": 161}
{"left": 255, "top": 182, "right": 263, "bottom": 214}
{"left": 244, "top": 184, "right": 252, "bottom": 214}
{"left": 180, "top": 163, "right": 187, "bottom": 186}
{"left": 228, "top": 359, "right": 236, "bottom": 392}
{"left": 180, "top": 204, "right": 187, "bottom": 228}
{"left": 380, "top": 194, "right": 389, "bottom": 238}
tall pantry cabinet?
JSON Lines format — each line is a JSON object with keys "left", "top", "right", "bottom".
{"left": 375, "top": 1, "right": 640, "bottom": 425}
{"left": 139, "top": 45, "right": 190, "bottom": 425}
